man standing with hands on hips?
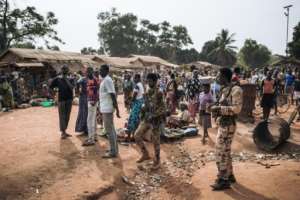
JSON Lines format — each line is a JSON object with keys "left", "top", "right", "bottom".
{"left": 99, "top": 64, "right": 120, "bottom": 158}
{"left": 210, "top": 67, "right": 243, "bottom": 191}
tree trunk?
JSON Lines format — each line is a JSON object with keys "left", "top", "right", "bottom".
{"left": 0, "top": 0, "right": 9, "bottom": 53}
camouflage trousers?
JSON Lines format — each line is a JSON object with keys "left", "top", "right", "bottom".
{"left": 134, "top": 121, "right": 160, "bottom": 161}
{"left": 215, "top": 124, "right": 236, "bottom": 180}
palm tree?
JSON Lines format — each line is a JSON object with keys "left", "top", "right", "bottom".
{"left": 209, "top": 29, "right": 237, "bottom": 67}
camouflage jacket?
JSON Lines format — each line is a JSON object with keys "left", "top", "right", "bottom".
{"left": 142, "top": 87, "right": 167, "bottom": 126}
{"left": 217, "top": 84, "right": 243, "bottom": 127}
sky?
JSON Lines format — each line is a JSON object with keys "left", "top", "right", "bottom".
{"left": 15, "top": 0, "right": 300, "bottom": 55}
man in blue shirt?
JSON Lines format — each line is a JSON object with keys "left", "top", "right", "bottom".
{"left": 285, "top": 69, "right": 295, "bottom": 104}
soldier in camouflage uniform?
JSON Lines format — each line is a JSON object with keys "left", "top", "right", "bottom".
{"left": 135, "top": 73, "right": 166, "bottom": 170}
{"left": 211, "top": 67, "right": 243, "bottom": 190}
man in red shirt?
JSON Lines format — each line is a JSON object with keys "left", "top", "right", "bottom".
{"left": 82, "top": 67, "right": 99, "bottom": 146}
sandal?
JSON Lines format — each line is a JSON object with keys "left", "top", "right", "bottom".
{"left": 64, "top": 133, "right": 72, "bottom": 137}
{"left": 82, "top": 141, "right": 95, "bottom": 146}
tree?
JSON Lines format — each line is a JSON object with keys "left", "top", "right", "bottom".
{"left": 239, "top": 39, "right": 271, "bottom": 68}
{"left": 199, "top": 40, "right": 218, "bottom": 63}
{"left": 98, "top": 8, "right": 138, "bottom": 57}
{"left": 97, "top": 8, "right": 193, "bottom": 62}
{"left": 136, "top": 19, "right": 159, "bottom": 55}
{"left": 47, "top": 45, "right": 60, "bottom": 51}
{"left": 81, "top": 47, "right": 97, "bottom": 55}
{"left": 288, "top": 22, "right": 300, "bottom": 59}
{"left": 156, "top": 22, "right": 193, "bottom": 62}
{"left": 172, "top": 25, "right": 193, "bottom": 48}
{"left": 0, "top": 0, "right": 63, "bottom": 53}
{"left": 209, "top": 29, "right": 237, "bottom": 66}
{"left": 11, "top": 42, "right": 36, "bottom": 49}
{"left": 176, "top": 48, "right": 200, "bottom": 64}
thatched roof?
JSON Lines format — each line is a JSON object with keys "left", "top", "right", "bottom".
{"left": 0, "top": 49, "right": 178, "bottom": 72}
{"left": 93, "top": 54, "right": 178, "bottom": 70}
{"left": 188, "top": 61, "right": 220, "bottom": 70}
{"left": 92, "top": 55, "right": 143, "bottom": 70}
{"left": 15, "top": 63, "right": 44, "bottom": 68}
{"left": 0, "top": 48, "right": 98, "bottom": 65}
{"left": 0, "top": 62, "right": 8, "bottom": 67}
{"left": 271, "top": 55, "right": 300, "bottom": 67}
{"left": 129, "top": 54, "right": 178, "bottom": 68}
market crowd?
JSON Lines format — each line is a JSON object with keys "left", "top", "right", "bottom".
{"left": 1, "top": 64, "right": 300, "bottom": 190}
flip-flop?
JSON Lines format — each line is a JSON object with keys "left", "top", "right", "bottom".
{"left": 82, "top": 141, "right": 95, "bottom": 146}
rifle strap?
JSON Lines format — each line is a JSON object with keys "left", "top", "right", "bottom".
{"left": 217, "top": 84, "right": 234, "bottom": 104}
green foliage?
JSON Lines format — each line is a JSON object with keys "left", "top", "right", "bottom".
{"left": 0, "top": 0, "right": 63, "bottom": 53}
{"left": 47, "top": 45, "right": 60, "bottom": 51}
{"left": 288, "top": 22, "right": 300, "bottom": 59}
{"left": 81, "top": 47, "right": 97, "bottom": 55}
{"left": 176, "top": 48, "right": 200, "bottom": 64}
{"left": 97, "top": 8, "right": 194, "bottom": 63}
{"left": 136, "top": 19, "right": 160, "bottom": 55}
{"left": 81, "top": 47, "right": 105, "bottom": 55}
{"left": 239, "top": 39, "right": 271, "bottom": 69}
{"left": 199, "top": 29, "right": 237, "bottom": 67}
{"left": 199, "top": 40, "right": 218, "bottom": 63}
{"left": 11, "top": 42, "right": 36, "bottom": 49}
{"left": 209, "top": 29, "right": 237, "bottom": 67}
{"left": 97, "top": 8, "right": 138, "bottom": 57}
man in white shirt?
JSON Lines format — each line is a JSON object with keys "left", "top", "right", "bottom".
{"left": 99, "top": 64, "right": 120, "bottom": 158}
{"left": 250, "top": 70, "right": 259, "bottom": 84}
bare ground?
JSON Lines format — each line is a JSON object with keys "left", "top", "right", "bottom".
{"left": 0, "top": 97, "right": 300, "bottom": 200}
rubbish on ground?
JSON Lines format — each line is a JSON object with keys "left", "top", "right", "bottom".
{"left": 257, "top": 161, "right": 280, "bottom": 168}
{"left": 40, "top": 100, "right": 54, "bottom": 107}
{"left": 122, "top": 176, "right": 135, "bottom": 186}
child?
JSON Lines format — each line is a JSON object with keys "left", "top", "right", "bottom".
{"left": 199, "top": 84, "right": 214, "bottom": 144}
{"left": 167, "top": 103, "right": 190, "bottom": 128}
{"left": 42, "top": 83, "right": 51, "bottom": 99}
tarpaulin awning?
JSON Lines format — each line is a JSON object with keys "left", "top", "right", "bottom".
{"left": 15, "top": 63, "right": 44, "bottom": 68}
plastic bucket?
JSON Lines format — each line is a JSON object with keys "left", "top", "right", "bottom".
{"left": 40, "top": 101, "right": 54, "bottom": 107}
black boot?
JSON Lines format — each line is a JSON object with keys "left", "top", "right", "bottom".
{"left": 228, "top": 174, "right": 236, "bottom": 183}
{"left": 211, "top": 178, "right": 231, "bottom": 191}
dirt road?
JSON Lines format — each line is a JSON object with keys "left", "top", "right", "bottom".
{"left": 0, "top": 97, "right": 300, "bottom": 200}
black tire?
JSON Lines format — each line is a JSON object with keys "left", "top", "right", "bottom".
{"left": 253, "top": 118, "right": 290, "bottom": 151}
